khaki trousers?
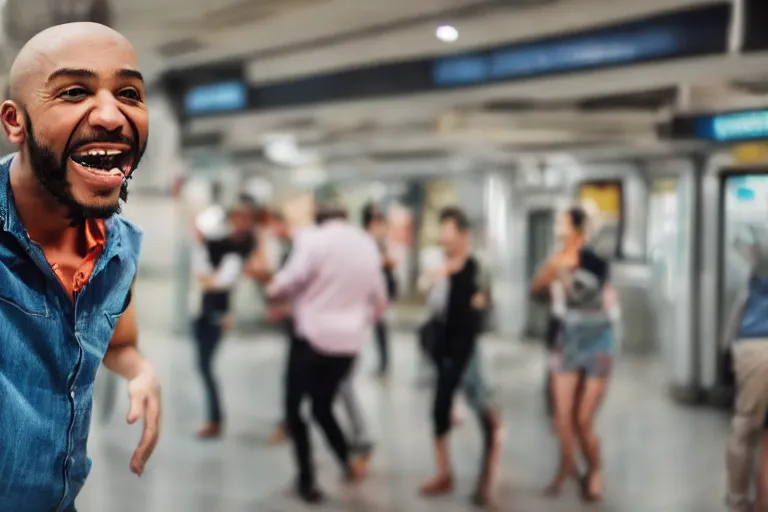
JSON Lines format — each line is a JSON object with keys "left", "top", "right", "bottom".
{"left": 727, "top": 341, "right": 768, "bottom": 512}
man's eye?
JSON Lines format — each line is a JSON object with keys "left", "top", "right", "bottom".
{"left": 60, "top": 88, "right": 88, "bottom": 99}
{"left": 119, "top": 89, "right": 141, "bottom": 101}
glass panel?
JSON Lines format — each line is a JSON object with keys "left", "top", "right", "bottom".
{"left": 647, "top": 178, "right": 680, "bottom": 358}
{"left": 525, "top": 210, "right": 554, "bottom": 338}
{"left": 721, "top": 173, "right": 768, "bottom": 330}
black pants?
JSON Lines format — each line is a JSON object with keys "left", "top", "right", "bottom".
{"left": 193, "top": 314, "right": 224, "bottom": 424}
{"left": 432, "top": 350, "right": 496, "bottom": 484}
{"left": 375, "top": 320, "right": 389, "bottom": 374}
{"left": 281, "top": 319, "right": 301, "bottom": 427}
{"left": 286, "top": 338, "right": 354, "bottom": 487}
{"left": 433, "top": 354, "right": 472, "bottom": 438}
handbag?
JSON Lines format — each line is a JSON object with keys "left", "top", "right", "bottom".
{"left": 418, "top": 318, "right": 444, "bottom": 363}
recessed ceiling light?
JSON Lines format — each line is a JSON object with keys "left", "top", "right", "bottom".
{"left": 436, "top": 25, "right": 459, "bottom": 43}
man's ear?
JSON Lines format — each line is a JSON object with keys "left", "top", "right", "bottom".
{"left": 0, "top": 101, "right": 24, "bottom": 145}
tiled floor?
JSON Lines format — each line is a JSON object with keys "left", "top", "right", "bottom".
{"left": 76, "top": 326, "right": 732, "bottom": 512}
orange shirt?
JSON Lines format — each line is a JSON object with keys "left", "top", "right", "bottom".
{"left": 49, "top": 218, "right": 107, "bottom": 295}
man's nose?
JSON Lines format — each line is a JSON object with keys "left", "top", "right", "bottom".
{"left": 88, "top": 91, "right": 128, "bottom": 133}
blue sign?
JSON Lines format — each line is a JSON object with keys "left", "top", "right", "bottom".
{"left": 431, "top": 4, "right": 729, "bottom": 88}
{"left": 184, "top": 81, "right": 247, "bottom": 115}
{"left": 694, "top": 110, "right": 768, "bottom": 142}
{"left": 434, "top": 26, "right": 686, "bottom": 87}
{"left": 735, "top": 186, "right": 756, "bottom": 202}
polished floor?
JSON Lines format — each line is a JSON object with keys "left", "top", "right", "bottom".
{"left": 76, "top": 324, "right": 733, "bottom": 512}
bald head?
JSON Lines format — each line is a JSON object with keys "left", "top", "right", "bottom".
{"left": 0, "top": 21, "right": 148, "bottom": 221}
{"left": 9, "top": 22, "right": 137, "bottom": 105}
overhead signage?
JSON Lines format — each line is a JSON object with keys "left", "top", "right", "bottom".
{"left": 432, "top": 5, "right": 729, "bottom": 87}
{"left": 433, "top": 28, "right": 680, "bottom": 87}
{"left": 683, "top": 110, "right": 768, "bottom": 143}
{"left": 667, "top": 109, "right": 768, "bottom": 144}
{"left": 708, "top": 111, "right": 768, "bottom": 142}
{"left": 184, "top": 81, "right": 247, "bottom": 115}
{"left": 169, "top": 4, "right": 729, "bottom": 118}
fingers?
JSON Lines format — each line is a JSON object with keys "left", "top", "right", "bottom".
{"left": 130, "top": 396, "right": 161, "bottom": 476}
{"left": 126, "top": 392, "right": 145, "bottom": 425}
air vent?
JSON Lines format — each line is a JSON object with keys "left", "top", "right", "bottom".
{"left": 481, "top": 99, "right": 541, "bottom": 112}
{"left": 502, "top": 140, "right": 618, "bottom": 152}
{"left": 272, "top": 117, "right": 318, "bottom": 131}
{"left": 157, "top": 37, "right": 206, "bottom": 58}
{"left": 731, "top": 79, "right": 768, "bottom": 96}
{"left": 577, "top": 87, "right": 678, "bottom": 111}
{"left": 369, "top": 149, "right": 449, "bottom": 162}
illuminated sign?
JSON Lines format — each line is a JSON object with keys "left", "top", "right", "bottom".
{"left": 700, "top": 110, "right": 768, "bottom": 142}
{"left": 184, "top": 81, "right": 247, "bottom": 115}
{"left": 433, "top": 28, "right": 681, "bottom": 86}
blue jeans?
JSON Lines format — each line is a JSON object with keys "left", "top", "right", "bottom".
{"left": 462, "top": 348, "right": 492, "bottom": 415}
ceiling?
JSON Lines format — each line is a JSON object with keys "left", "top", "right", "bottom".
{"left": 0, "top": 0, "right": 766, "bottom": 179}
{"left": 0, "top": 0, "right": 722, "bottom": 82}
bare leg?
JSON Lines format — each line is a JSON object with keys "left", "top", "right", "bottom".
{"left": 420, "top": 436, "right": 454, "bottom": 495}
{"left": 545, "top": 371, "right": 581, "bottom": 496}
{"left": 575, "top": 377, "right": 609, "bottom": 501}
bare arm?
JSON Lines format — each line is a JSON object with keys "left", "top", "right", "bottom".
{"left": 267, "top": 234, "right": 315, "bottom": 299}
{"left": 722, "top": 285, "right": 749, "bottom": 352}
{"left": 530, "top": 259, "right": 558, "bottom": 298}
{"left": 103, "top": 292, "right": 144, "bottom": 379}
{"left": 103, "top": 288, "right": 161, "bottom": 477}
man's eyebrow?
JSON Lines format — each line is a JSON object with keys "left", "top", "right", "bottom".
{"left": 46, "top": 67, "right": 97, "bottom": 84}
{"left": 116, "top": 68, "right": 144, "bottom": 82}
{"left": 45, "top": 68, "right": 144, "bottom": 84}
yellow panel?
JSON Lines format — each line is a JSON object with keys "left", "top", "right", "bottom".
{"left": 578, "top": 182, "right": 621, "bottom": 220}
{"left": 732, "top": 143, "right": 768, "bottom": 164}
{"left": 652, "top": 178, "right": 677, "bottom": 194}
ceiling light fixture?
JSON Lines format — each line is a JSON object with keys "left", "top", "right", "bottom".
{"left": 436, "top": 25, "right": 459, "bottom": 43}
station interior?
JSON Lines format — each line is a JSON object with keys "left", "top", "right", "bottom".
{"left": 3, "top": 0, "right": 768, "bottom": 511}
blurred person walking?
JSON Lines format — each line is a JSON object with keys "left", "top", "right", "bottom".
{"left": 419, "top": 207, "right": 503, "bottom": 507}
{"left": 724, "top": 225, "right": 768, "bottom": 512}
{"left": 258, "top": 212, "right": 375, "bottom": 456}
{"left": 191, "top": 198, "right": 256, "bottom": 439}
{"left": 254, "top": 202, "right": 388, "bottom": 503}
{"left": 530, "top": 207, "right": 588, "bottom": 418}
{"left": 362, "top": 202, "right": 398, "bottom": 377}
{"left": 540, "top": 209, "right": 616, "bottom": 502}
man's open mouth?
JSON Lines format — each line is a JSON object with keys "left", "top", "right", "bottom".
{"left": 69, "top": 147, "right": 135, "bottom": 176}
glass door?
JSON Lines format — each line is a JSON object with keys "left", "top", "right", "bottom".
{"left": 718, "top": 172, "right": 768, "bottom": 388}
{"left": 525, "top": 209, "right": 555, "bottom": 339}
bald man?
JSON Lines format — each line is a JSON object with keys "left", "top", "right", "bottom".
{"left": 0, "top": 22, "right": 160, "bottom": 510}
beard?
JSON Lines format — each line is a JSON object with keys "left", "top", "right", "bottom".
{"left": 23, "top": 114, "right": 145, "bottom": 225}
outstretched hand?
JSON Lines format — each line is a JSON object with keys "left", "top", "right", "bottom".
{"left": 126, "top": 364, "right": 161, "bottom": 476}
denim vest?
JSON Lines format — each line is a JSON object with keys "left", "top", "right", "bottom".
{"left": 737, "top": 276, "right": 768, "bottom": 341}
{"left": 0, "top": 155, "right": 142, "bottom": 511}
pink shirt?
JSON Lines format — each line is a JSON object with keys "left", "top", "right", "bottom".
{"left": 268, "top": 220, "right": 388, "bottom": 355}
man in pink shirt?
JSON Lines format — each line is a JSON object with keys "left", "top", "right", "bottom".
{"left": 264, "top": 204, "right": 388, "bottom": 503}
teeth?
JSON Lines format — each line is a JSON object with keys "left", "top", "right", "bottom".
{"left": 75, "top": 148, "right": 124, "bottom": 156}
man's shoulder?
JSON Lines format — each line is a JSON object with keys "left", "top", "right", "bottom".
{"left": 109, "top": 215, "right": 143, "bottom": 253}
